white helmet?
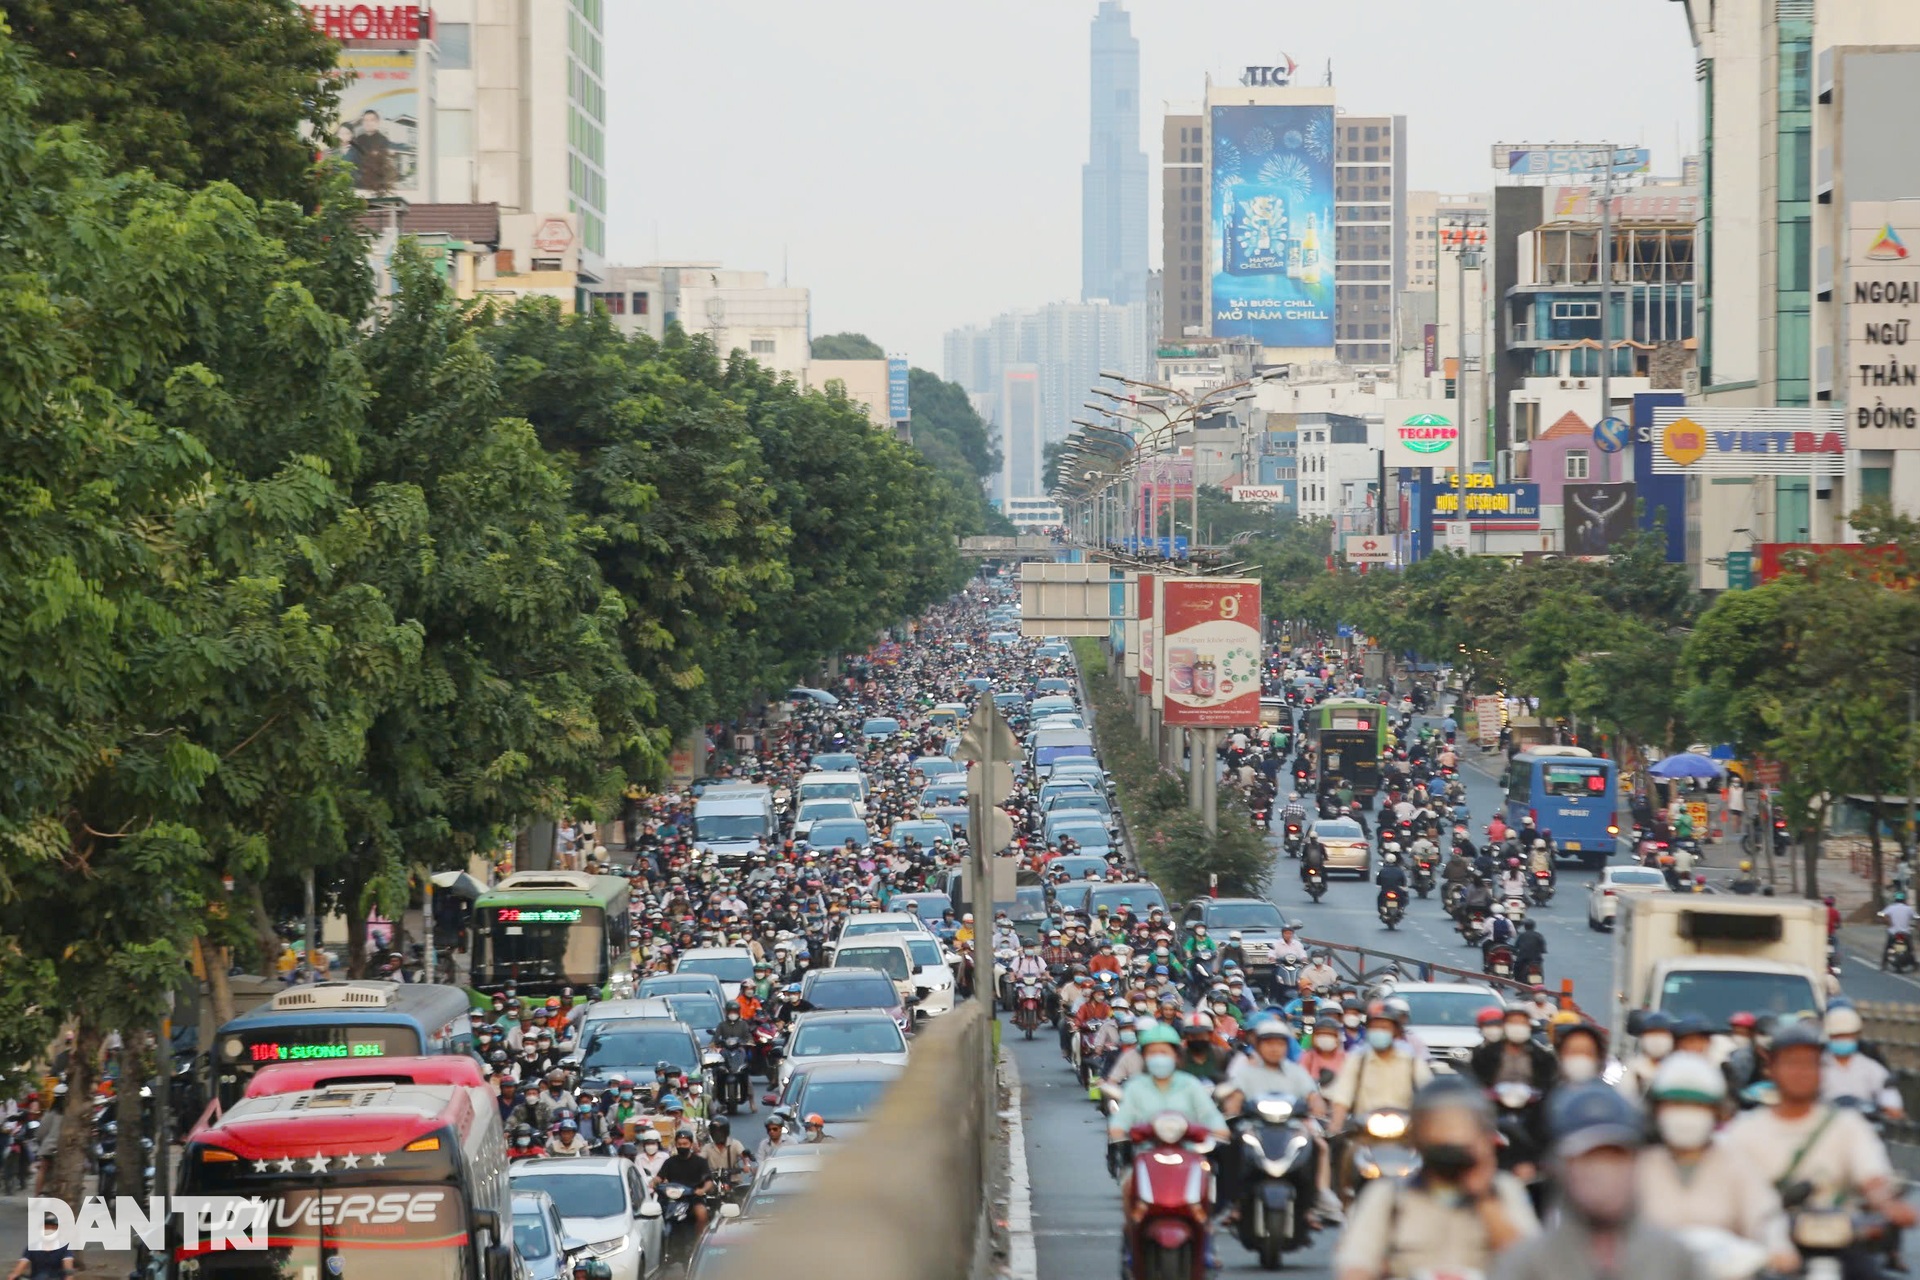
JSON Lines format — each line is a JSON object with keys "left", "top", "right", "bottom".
{"left": 1491, "top": 902, "right": 1509, "bottom": 917}
{"left": 1825, "top": 1003, "right": 1865, "bottom": 1039}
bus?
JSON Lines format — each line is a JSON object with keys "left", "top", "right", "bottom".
{"left": 210, "top": 981, "right": 476, "bottom": 1110}
{"left": 175, "top": 1062, "right": 517, "bottom": 1280}
{"left": 1312, "top": 698, "right": 1390, "bottom": 804}
{"left": 469, "top": 871, "right": 632, "bottom": 1000}
{"left": 1503, "top": 746, "right": 1621, "bottom": 869}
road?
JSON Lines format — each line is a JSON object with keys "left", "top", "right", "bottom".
{"left": 1011, "top": 722, "right": 1920, "bottom": 1280}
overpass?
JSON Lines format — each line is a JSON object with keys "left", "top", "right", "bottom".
{"left": 957, "top": 534, "right": 1064, "bottom": 559}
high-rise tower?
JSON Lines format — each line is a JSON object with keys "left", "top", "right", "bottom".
{"left": 1083, "top": 1, "right": 1148, "bottom": 306}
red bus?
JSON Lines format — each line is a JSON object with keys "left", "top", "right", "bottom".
{"left": 175, "top": 1058, "right": 515, "bottom": 1280}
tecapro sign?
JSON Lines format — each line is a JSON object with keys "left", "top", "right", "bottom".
{"left": 1396, "top": 413, "right": 1457, "bottom": 455}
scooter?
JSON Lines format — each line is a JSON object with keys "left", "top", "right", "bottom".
{"left": 655, "top": 1183, "right": 699, "bottom": 1268}
{"left": 713, "top": 1039, "right": 753, "bottom": 1114}
{"left": 1484, "top": 944, "right": 1515, "bottom": 980}
{"left": 1887, "top": 931, "right": 1916, "bottom": 974}
{"left": 1123, "top": 1113, "right": 1215, "bottom": 1280}
{"left": 1233, "top": 1093, "right": 1317, "bottom": 1271}
{"left": 1412, "top": 860, "right": 1435, "bottom": 899}
{"left": 1377, "top": 890, "right": 1407, "bottom": 930}
{"left": 1529, "top": 868, "right": 1555, "bottom": 906}
{"left": 1014, "top": 979, "right": 1044, "bottom": 1039}
{"left": 1303, "top": 867, "right": 1327, "bottom": 903}
{"left": 1341, "top": 1108, "right": 1418, "bottom": 1207}
{"left": 1282, "top": 822, "right": 1305, "bottom": 858}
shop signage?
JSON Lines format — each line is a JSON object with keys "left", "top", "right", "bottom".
{"left": 303, "top": 4, "right": 429, "bottom": 41}
{"left": 1848, "top": 204, "right": 1920, "bottom": 449}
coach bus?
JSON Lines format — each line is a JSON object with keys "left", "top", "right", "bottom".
{"left": 1503, "top": 746, "right": 1622, "bottom": 869}
{"left": 175, "top": 1062, "right": 517, "bottom": 1280}
{"left": 469, "top": 871, "right": 633, "bottom": 1000}
{"left": 1312, "top": 698, "right": 1391, "bottom": 805}
{"left": 210, "top": 981, "right": 475, "bottom": 1109}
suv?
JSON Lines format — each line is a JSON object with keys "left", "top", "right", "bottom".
{"left": 1177, "top": 897, "right": 1296, "bottom": 987}
{"left": 1370, "top": 979, "right": 1504, "bottom": 1074}
{"left": 798, "top": 967, "right": 908, "bottom": 1033}
{"left": 509, "top": 1156, "right": 663, "bottom": 1280}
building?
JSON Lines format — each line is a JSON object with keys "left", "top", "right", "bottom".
{"left": 1406, "top": 191, "right": 1441, "bottom": 290}
{"left": 1003, "top": 498, "right": 1065, "bottom": 531}
{"left": 1084, "top": 2, "right": 1149, "bottom": 306}
{"left": 587, "top": 264, "right": 809, "bottom": 379}
{"left": 805, "top": 360, "right": 893, "bottom": 429}
{"left": 1680, "top": 0, "right": 1920, "bottom": 583}
{"left": 1162, "top": 110, "right": 1206, "bottom": 338}
{"left": 1333, "top": 115, "right": 1410, "bottom": 370}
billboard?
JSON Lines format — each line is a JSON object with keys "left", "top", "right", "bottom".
{"left": 1498, "top": 145, "right": 1650, "bottom": 178}
{"left": 1343, "top": 534, "right": 1393, "bottom": 565}
{"left": 888, "top": 357, "right": 911, "bottom": 421}
{"left": 1381, "top": 400, "right": 1461, "bottom": 469}
{"left": 1631, "top": 393, "right": 1687, "bottom": 562}
{"left": 1562, "top": 482, "right": 1637, "bottom": 557}
{"left": 1428, "top": 478, "right": 1540, "bottom": 524}
{"left": 328, "top": 47, "right": 425, "bottom": 196}
{"left": 1137, "top": 573, "right": 1155, "bottom": 699}
{"left": 1159, "top": 578, "right": 1263, "bottom": 728}
{"left": 1649, "top": 408, "right": 1847, "bottom": 475}
{"left": 1229, "top": 485, "right": 1288, "bottom": 503}
{"left": 1210, "top": 105, "right": 1335, "bottom": 348}
{"left": 1847, "top": 204, "right": 1920, "bottom": 449}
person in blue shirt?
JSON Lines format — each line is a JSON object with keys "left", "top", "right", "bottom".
{"left": 1108, "top": 1025, "right": 1230, "bottom": 1141}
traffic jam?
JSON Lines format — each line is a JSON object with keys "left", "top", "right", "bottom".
{"left": 112, "top": 575, "right": 1917, "bottom": 1280}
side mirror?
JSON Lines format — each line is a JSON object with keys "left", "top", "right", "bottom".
{"left": 486, "top": 1244, "right": 513, "bottom": 1280}
{"left": 1625, "top": 1010, "right": 1646, "bottom": 1037}
{"left": 473, "top": 1209, "right": 502, "bottom": 1239}
{"left": 719, "top": 1203, "right": 742, "bottom": 1220}
{"left": 638, "top": 1200, "right": 662, "bottom": 1220}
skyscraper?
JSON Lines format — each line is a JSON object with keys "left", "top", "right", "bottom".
{"left": 1083, "top": 1, "right": 1148, "bottom": 306}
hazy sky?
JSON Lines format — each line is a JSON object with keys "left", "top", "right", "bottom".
{"left": 604, "top": 1, "right": 1698, "bottom": 371}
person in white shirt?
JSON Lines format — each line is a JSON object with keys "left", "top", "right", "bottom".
{"left": 1272, "top": 926, "right": 1309, "bottom": 964}
{"left": 1821, "top": 1004, "right": 1906, "bottom": 1119}
{"left": 1880, "top": 893, "right": 1915, "bottom": 970}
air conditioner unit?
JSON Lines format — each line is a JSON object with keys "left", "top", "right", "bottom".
{"left": 497, "top": 871, "right": 599, "bottom": 892}
{"left": 271, "top": 981, "right": 400, "bottom": 1011}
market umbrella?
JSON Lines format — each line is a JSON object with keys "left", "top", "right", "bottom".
{"left": 1648, "top": 752, "right": 1724, "bottom": 780}
{"left": 429, "top": 869, "right": 487, "bottom": 900}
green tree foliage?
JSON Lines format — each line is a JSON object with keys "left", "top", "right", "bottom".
{"left": 810, "top": 332, "right": 885, "bottom": 359}
{"left": 4, "top": 0, "right": 341, "bottom": 202}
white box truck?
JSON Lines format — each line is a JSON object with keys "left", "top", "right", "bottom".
{"left": 1610, "top": 895, "right": 1828, "bottom": 1051}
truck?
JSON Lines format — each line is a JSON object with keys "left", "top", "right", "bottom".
{"left": 1610, "top": 895, "right": 1828, "bottom": 1052}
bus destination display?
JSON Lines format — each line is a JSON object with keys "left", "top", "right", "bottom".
{"left": 249, "top": 1041, "right": 389, "bottom": 1063}
{"left": 494, "top": 907, "right": 582, "bottom": 924}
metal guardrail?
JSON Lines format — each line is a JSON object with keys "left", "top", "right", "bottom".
{"left": 1299, "top": 935, "right": 1590, "bottom": 1018}
{"left": 716, "top": 1002, "right": 994, "bottom": 1280}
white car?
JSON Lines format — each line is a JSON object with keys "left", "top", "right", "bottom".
{"left": 791, "top": 796, "right": 859, "bottom": 843}
{"left": 1373, "top": 980, "right": 1504, "bottom": 1074}
{"left": 833, "top": 911, "right": 933, "bottom": 944}
{"left": 509, "top": 1156, "right": 662, "bottom": 1280}
{"left": 674, "top": 946, "right": 756, "bottom": 1002}
{"left": 1587, "top": 864, "right": 1670, "bottom": 930}
{"left": 776, "top": 1011, "right": 910, "bottom": 1088}
{"left": 858, "top": 929, "right": 957, "bottom": 1016}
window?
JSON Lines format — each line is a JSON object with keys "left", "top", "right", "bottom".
{"left": 438, "top": 108, "right": 472, "bottom": 159}
{"left": 750, "top": 338, "right": 776, "bottom": 355}
{"left": 596, "top": 292, "right": 625, "bottom": 315}
{"left": 1862, "top": 466, "right": 1893, "bottom": 504}
{"left": 436, "top": 21, "right": 472, "bottom": 69}
{"left": 1565, "top": 451, "right": 1590, "bottom": 480}
{"left": 633, "top": 292, "right": 650, "bottom": 314}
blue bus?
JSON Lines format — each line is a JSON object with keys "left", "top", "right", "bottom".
{"left": 210, "top": 980, "right": 474, "bottom": 1108}
{"left": 1502, "top": 747, "right": 1621, "bottom": 869}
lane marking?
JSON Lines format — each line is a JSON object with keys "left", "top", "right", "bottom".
{"left": 1002, "top": 1045, "right": 1038, "bottom": 1280}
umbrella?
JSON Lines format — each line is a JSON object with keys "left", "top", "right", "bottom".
{"left": 429, "top": 869, "right": 487, "bottom": 900}
{"left": 1648, "top": 752, "right": 1724, "bottom": 780}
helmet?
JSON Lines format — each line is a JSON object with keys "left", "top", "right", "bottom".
{"left": 1181, "top": 1011, "right": 1214, "bottom": 1037}
{"left": 1637, "top": 1010, "right": 1675, "bottom": 1036}
{"left": 1728, "top": 1011, "right": 1759, "bottom": 1031}
{"left": 1475, "top": 1007, "right": 1503, "bottom": 1027}
{"left": 1137, "top": 1024, "right": 1181, "bottom": 1048}
{"left": 1824, "top": 1002, "right": 1864, "bottom": 1039}
{"left": 1383, "top": 996, "right": 1412, "bottom": 1026}
{"left": 709, "top": 1118, "right": 731, "bottom": 1139}
{"left": 1647, "top": 1052, "right": 1727, "bottom": 1105}
{"left": 1549, "top": 1082, "right": 1646, "bottom": 1155}
{"left": 1739, "top": 860, "right": 1753, "bottom": 873}
{"left": 804, "top": 1113, "right": 825, "bottom": 1128}
{"left": 1251, "top": 1019, "right": 1291, "bottom": 1042}
{"left": 1770, "top": 1016, "right": 1825, "bottom": 1052}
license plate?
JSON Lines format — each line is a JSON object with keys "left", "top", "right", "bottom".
{"left": 1565, "top": 841, "right": 1581, "bottom": 851}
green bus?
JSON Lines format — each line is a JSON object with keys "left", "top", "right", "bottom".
{"left": 1312, "top": 697, "right": 1391, "bottom": 804}
{"left": 470, "top": 870, "right": 633, "bottom": 999}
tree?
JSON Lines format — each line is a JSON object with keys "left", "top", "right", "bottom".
{"left": 6, "top": 0, "right": 341, "bottom": 202}
{"left": 810, "top": 332, "right": 885, "bottom": 360}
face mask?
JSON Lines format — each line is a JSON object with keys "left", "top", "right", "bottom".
{"left": 1366, "top": 1028, "right": 1394, "bottom": 1052}
{"left": 1505, "top": 1023, "right": 1532, "bottom": 1044}
{"left": 1481, "top": 1025, "right": 1504, "bottom": 1043}
{"left": 1421, "top": 1143, "right": 1476, "bottom": 1178}
{"left": 1119, "top": 1030, "right": 1138, "bottom": 1045}
{"left": 1560, "top": 1055, "right": 1599, "bottom": 1083}
{"left": 1562, "top": 1151, "right": 1637, "bottom": 1227}
{"left": 1641, "top": 1032, "right": 1674, "bottom": 1059}
{"left": 1657, "top": 1105, "right": 1718, "bottom": 1150}
{"left": 1212, "top": 1003, "right": 1230, "bottom": 1016}
{"left": 1831, "top": 1038, "right": 1858, "bottom": 1058}
{"left": 1314, "top": 1034, "right": 1338, "bottom": 1052}
{"left": 515, "top": 1137, "right": 531, "bottom": 1147}
{"left": 1145, "top": 1053, "right": 1178, "bottom": 1080}
{"left": 1344, "top": 1014, "right": 1363, "bottom": 1029}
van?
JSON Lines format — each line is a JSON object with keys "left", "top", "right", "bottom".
{"left": 797, "top": 770, "right": 868, "bottom": 815}
{"left": 692, "top": 785, "right": 775, "bottom": 866}
{"left": 1028, "top": 726, "right": 1095, "bottom": 769}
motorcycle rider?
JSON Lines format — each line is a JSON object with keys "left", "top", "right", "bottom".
{"left": 1302, "top": 838, "right": 1330, "bottom": 890}
{"left": 1177, "top": 1011, "right": 1232, "bottom": 1084}
{"left": 1480, "top": 903, "right": 1516, "bottom": 963}
{"left": 753, "top": 1115, "right": 786, "bottom": 1164}
{"left": 651, "top": 1128, "right": 716, "bottom": 1233}
{"left": 1281, "top": 792, "right": 1309, "bottom": 840}
{"left": 1327, "top": 1002, "right": 1435, "bottom": 1135}
{"left": 1729, "top": 859, "right": 1764, "bottom": 895}
{"left": 699, "top": 1116, "right": 753, "bottom": 1197}
{"left": 1471, "top": 1003, "right": 1558, "bottom": 1093}
{"left": 1222, "top": 1019, "right": 1345, "bottom": 1221}
{"left": 711, "top": 1001, "right": 754, "bottom": 1047}
{"left": 1880, "top": 891, "right": 1915, "bottom": 970}
{"left": 1512, "top": 919, "right": 1547, "bottom": 978}
{"left": 1619, "top": 1010, "right": 1677, "bottom": 1098}
{"left": 1333, "top": 1078, "right": 1537, "bottom": 1280}
{"left": 1273, "top": 924, "right": 1309, "bottom": 964}
{"left": 1109, "top": 1024, "right": 1230, "bottom": 1140}
{"left": 1301, "top": 951, "right": 1340, "bottom": 993}
{"left": 1822, "top": 1004, "right": 1906, "bottom": 1120}
{"left": 1376, "top": 853, "right": 1410, "bottom": 916}
{"left": 1634, "top": 1052, "right": 1797, "bottom": 1273}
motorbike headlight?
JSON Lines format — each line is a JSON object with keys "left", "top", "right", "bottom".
{"left": 1254, "top": 1097, "right": 1295, "bottom": 1123}
{"left": 1364, "top": 1111, "right": 1408, "bottom": 1140}
{"left": 1150, "top": 1112, "right": 1190, "bottom": 1145}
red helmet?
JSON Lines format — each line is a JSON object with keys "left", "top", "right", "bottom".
{"left": 1181, "top": 1011, "right": 1215, "bottom": 1037}
{"left": 1475, "top": 1007, "right": 1504, "bottom": 1027}
{"left": 1729, "top": 1011, "right": 1759, "bottom": 1030}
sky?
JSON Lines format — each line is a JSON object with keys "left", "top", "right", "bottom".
{"left": 604, "top": 0, "right": 1699, "bottom": 374}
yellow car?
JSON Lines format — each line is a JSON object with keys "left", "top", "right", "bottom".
{"left": 1311, "top": 817, "right": 1372, "bottom": 878}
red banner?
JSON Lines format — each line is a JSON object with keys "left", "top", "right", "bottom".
{"left": 1159, "top": 578, "right": 1263, "bottom": 727}
{"left": 1137, "top": 573, "right": 1155, "bottom": 697}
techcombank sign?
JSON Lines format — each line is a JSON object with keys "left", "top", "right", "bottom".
{"left": 1381, "top": 400, "right": 1461, "bottom": 468}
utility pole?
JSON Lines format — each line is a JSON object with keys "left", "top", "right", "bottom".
{"left": 1598, "top": 146, "right": 1618, "bottom": 483}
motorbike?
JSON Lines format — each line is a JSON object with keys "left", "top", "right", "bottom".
{"left": 752, "top": 1021, "right": 783, "bottom": 1081}
{"left": 1518, "top": 958, "right": 1545, "bottom": 987}
{"left": 1234, "top": 1094, "right": 1317, "bottom": 1271}
{"left": 1272, "top": 957, "right": 1303, "bottom": 999}
{"left": 656, "top": 1183, "right": 699, "bottom": 1267}
{"left": 1484, "top": 943, "right": 1515, "bottom": 980}
{"left": 1782, "top": 1179, "right": 1890, "bottom": 1280}
{"left": 1456, "top": 906, "right": 1488, "bottom": 943}
{"left": 713, "top": 1038, "right": 753, "bottom": 1114}
{"left": 1073, "top": 1018, "right": 1109, "bottom": 1087}
{"left": 1303, "top": 866, "right": 1327, "bottom": 903}
{"left": 1282, "top": 821, "right": 1305, "bottom": 858}
{"left": 1411, "top": 860, "right": 1435, "bottom": 899}
{"left": 1123, "top": 1112, "right": 1215, "bottom": 1280}
{"left": 1014, "top": 979, "right": 1045, "bottom": 1038}
{"left": 1489, "top": 1081, "right": 1546, "bottom": 1212}
{"left": 1341, "top": 1108, "right": 1418, "bottom": 1207}
{"left": 1501, "top": 896, "right": 1530, "bottom": 924}
{"left": 1887, "top": 931, "right": 1916, "bottom": 974}
{"left": 1250, "top": 800, "right": 1271, "bottom": 830}
{"left": 1377, "top": 889, "right": 1406, "bottom": 930}
{"left": 1440, "top": 880, "right": 1468, "bottom": 915}
{"left": 1529, "top": 868, "right": 1555, "bottom": 906}
{"left": 1095, "top": 1083, "right": 1130, "bottom": 1178}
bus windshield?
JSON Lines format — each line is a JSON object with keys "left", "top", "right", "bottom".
{"left": 1541, "top": 763, "right": 1610, "bottom": 798}
{"left": 178, "top": 1185, "right": 468, "bottom": 1280}
{"left": 474, "top": 906, "right": 605, "bottom": 986}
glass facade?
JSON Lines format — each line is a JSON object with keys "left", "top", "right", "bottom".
{"left": 567, "top": 0, "right": 606, "bottom": 256}
{"left": 1774, "top": 18, "right": 1812, "bottom": 531}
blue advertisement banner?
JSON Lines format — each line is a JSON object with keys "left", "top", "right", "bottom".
{"left": 887, "top": 357, "right": 910, "bottom": 420}
{"left": 1427, "top": 480, "right": 1541, "bottom": 522}
{"left": 1210, "top": 105, "right": 1335, "bottom": 347}
{"left": 1631, "top": 392, "right": 1687, "bottom": 562}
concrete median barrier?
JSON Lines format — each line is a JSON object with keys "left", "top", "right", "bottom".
{"left": 716, "top": 1001, "right": 994, "bottom": 1280}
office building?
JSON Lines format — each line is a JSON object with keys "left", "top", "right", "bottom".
{"left": 1333, "top": 115, "right": 1409, "bottom": 370}
{"left": 1162, "top": 111, "right": 1206, "bottom": 338}
{"left": 1083, "top": 1, "right": 1149, "bottom": 306}
{"left": 1680, "top": 0, "right": 1920, "bottom": 583}
{"left": 588, "top": 264, "right": 810, "bottom": 379}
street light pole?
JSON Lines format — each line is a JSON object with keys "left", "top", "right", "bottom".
{"left": 1598, "top": 146, "right": 1618, "bottom": 483}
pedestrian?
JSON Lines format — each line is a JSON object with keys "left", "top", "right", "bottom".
{"left": 1726, "top": 774, "right": 1746, "bottom": 838}
{"left": 1492, "top": 1083, "right": 1702, "bottom": 1280}
{"left": 6, "top": 1216, "right": 74, "bottom": 1280}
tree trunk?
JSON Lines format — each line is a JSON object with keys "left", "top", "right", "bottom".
{"left": 115, "top": 1034, "right": 145, "bottom": 1192}
{"left": 246, "top": 882, "right": 279, "bottom": 974}
{"left": 47, "top": 1020, "right": 102, "bottom": 1208}
{"left": 1870, "top": 798, "right": 1889, "bottom": 911}
{"left": 343, "top": 862, "right": 369, "bottom": 979}
{"left": 1803, "top": 811, "right": 1823, "bottom": 901}
{"left": 200, "top": 939, "right": 236, "bottom": 1029}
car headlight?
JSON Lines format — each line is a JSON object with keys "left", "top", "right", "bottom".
{"left": 589, "top": 1238, "right": 629, "bottom": 1257}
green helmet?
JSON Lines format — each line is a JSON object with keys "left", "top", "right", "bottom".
{"left": 1138, "top": 1024, "right": 1182, "bottom": 1049}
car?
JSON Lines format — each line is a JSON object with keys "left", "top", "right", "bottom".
{"left": 861, "top": 716, "right": 902, "bottom": 740}
{"left": 791, "top": 796, "right": 859, "bottom": 843}
{"left": 1045, "top": 853, "right": 1110, "bottom": 881}
{"left": 834, "top": 911, "right": 933, "bottom": 944}
{"left": 1073, "top": 881, "right": 1168, "bottom": 920}
{"left": 674, "top": 946, "right": 756, "bottom": 1001}
{"left": 788, "top": 686, "right": 840, "bottom": 707}
{"left": 887, "top": 891, "right": 954, "bottom": 924}
{"left": 988, "top": 631, "right": 1019, "bottom": 645}
{"left": 1043, "top": 791, "right": 1113, "bottom": 823}
{"left": 992, "top": 692, "right": 1025, "bottom": 713}
{"left": 963, "top": 676, "right": 994, "bottom": 692}
{"left": 571, "top": 1017, "right": 709, "bottom": 1094}
{"left": 509, "top": 1156, "right": 662, "bottom": 1280}
{"left": 1045, "top": 758, "right": 1108, "bottom": 784}
{"left": 1312, "top": 817, "right": 1371, "bottom": 877}
{"left": 1029, "top": 695, "right": 1076, "bottom": 720}
{"left": 804, "top": 817, "right": 872, "bottom": 851}
{"left": 513, "top": 1189, "right": 576, "bottom": 1280}
{"left": 797, "top": 968, "right": 909, "bottom": 1032}
{"left": 1371, "top": 980, "right": 1504, "bottom": 1074}
{"left": 1587, "top": 864, "right": 1670, "bottom": 929}
{"left": 1038, "top": 779, "right": 1101, "bottom": 808}
{"left": 1177, "top": 897, "right": 1293, "bottom": 974}
{"left": 908, "top": 756, "right": 964, "bottom": 780}
{"left": 1045, "top": 818, "right": 1114, "bottom": 853}
{"left": 637, "top": 973, "right": 726, "bottom": 1006}
{"left": 917, "top": 780, "right": 968, "bottom": 810}
{"left": 1029, "top": 712, "right": 1086, "bottom": 732}
{"left": 776, "top": 1010, "right": 910, "bottom": 1087}
{"left": 686, "top": 1216, "right": 771, "bottom": 1279}
{"left": 834, "top": 929, "right": 955, "bottom": 1016}
{"left": 888, "top": 817, "right": 953, "bottom": 849}
{"left": 580, "top": 994, "right": 722, "bottom": 1043}
{"left": 808, "top": 751, "right": 860, "bottom": 774}
{"left": 737, "top": 1148, "right": 829, "bottom": 1218}
{"left": 1033, "top": 677, "right": 1074, "bottom": 697}
{"left": 763, "top": 1060, "right": 905, "bottom": 1139}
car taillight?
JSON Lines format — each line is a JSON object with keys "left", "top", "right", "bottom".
{"left": 1602, "top": 888, "right": 1615, "bottom": 897}
{"left": 1607, "top": 824, "right": 1619, "bottom": 835}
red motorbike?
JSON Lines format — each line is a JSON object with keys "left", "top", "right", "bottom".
{"left": 1014, "top": 979, "right": 1045, "bottom": 1039}
{"left": 1484, "top": 943, "right": 1515, "bottom": 979}
{"left": 1124, "top": 1112, "right": 1215, "bottom": 1280}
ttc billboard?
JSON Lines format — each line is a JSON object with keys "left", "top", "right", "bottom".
{"left": 1210, "top": 105, "right": 1335, "bottom": 348}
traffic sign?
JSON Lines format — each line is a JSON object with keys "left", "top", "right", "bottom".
{"left": 1593, "top": 417, "right": 1630, "bottom": 454}
{"left": 965, "top": 762, "right": 1013, "bottom": 804}
{"left": 1726, "top": 550, "right": 1754, "bottom": 590}
{"left": 955, "top": 703, "right": 1019, "bottom": 765}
